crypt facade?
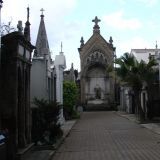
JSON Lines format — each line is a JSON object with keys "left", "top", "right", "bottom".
{"left": 78, "top": 16, "right": 116, "bottom": 110}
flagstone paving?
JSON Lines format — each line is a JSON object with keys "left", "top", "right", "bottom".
{"left": 52, "top": 111, "right": 160, "bottom": 160}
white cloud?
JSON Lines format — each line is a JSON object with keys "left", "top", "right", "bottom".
{"left": 116, "top": 36, "right": 151, "bottom": 57}
{"left": 2, "top": 0, "right": 77, "bottom": 31}
{"left": 117, "top": 0, "right": 126, "bottom": 5}
{"left": 147, "top": 21, "right": 160, "bottom": 29}
{"left": 103, "top": 10, "right": 142, "bottom": 30}
{"left": 136, "top": 0, "right": 158, "bottom": 7}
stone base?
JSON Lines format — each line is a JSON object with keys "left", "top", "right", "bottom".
{"left": 87, "top": 99, "right": 107, "bottom": 105}
{"left": 85, "top": 99, "right": 111, "bottom": 111}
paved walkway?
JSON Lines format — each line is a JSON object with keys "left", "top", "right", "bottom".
{"left": 52, "top": 111, "right": 160, "bottom": 160}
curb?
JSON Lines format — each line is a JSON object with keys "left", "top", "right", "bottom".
{"left": 24, "top": 120, "right": 77, "bottom": 160}
{"left": 116, "top": 111, "right": 160, "bottom": 135}
{"left": 49, "top": 120, "right": 77, "bottom": 160}
{"left": 116, "top": 111, "right": 139, "bottom": 123}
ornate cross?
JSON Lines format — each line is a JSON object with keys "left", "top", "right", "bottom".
{"left": 40, "top": 8, "right": 45, "bottom": 15}
{"left": 92, "top": 16, "right": 101, "bottom": 26}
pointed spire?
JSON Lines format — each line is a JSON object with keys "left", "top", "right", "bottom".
{"left": 24, "top": 6, "right": 31, "bottom": 41}
{"left": 60, "top": 42, "right": 64, "bottom": 55}
{"left": 35, "top": 8, "right": 50, "bottom": 57}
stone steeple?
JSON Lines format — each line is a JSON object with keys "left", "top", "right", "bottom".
{"left": 35, "top": 8, "right": 50, "bottom": 56}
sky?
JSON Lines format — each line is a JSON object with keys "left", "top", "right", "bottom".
{"left": 1, "top": 0, "right": 160, "bottom": 70}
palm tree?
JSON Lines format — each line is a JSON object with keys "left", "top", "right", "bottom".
{"left": 115, "top": 52, "right": 157, "bottom": 121}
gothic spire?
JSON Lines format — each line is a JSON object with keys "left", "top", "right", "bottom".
{"left": 35, "top": 8, "right": 50, "bottom": 56}
{"left": 24, "top": 6, "right": 31, "bottom": 41}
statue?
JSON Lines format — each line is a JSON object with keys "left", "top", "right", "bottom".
{"left": 94, "top": 85, "right": 101, "bottom": 99}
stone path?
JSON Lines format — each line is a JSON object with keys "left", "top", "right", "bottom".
{"left": 52, "top": 111, "right": 160, "bottom": 160}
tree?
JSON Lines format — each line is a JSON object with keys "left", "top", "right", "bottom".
{"left": 63, "top": 81, "right": 78, "bottom": 119}
{"left": 115, "top": 52, "right": 157, "bottom": 121}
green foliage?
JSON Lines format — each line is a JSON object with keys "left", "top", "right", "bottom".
{"left": 32, "top": 98, "right": 63, "bottom": 145}
{"left": 115, "top": 52, "right": 157, "bottom": 121}
{"left": 115, "top": 52, "right": 157, "bottom": 90}
{"left": 63, "top": 81, "right": 78, "bottom": 119}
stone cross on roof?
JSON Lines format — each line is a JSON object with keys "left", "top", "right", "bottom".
{"left": 92, "top": 16, "right": 101, "bottom": 34}
{"left": 40, "top": 8, "right": 45, "bottom": 16}
{"left": 92, "top": 16, "right": 101, "bottom": 26}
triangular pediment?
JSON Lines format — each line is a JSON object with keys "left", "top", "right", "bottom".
{"left": 79, "top": 32, "right": 115, "bottom": 72}
{"left": 79, "top": 33, "right": 114, "bottom": 59}
{"left": 82, "top": 33, "right": 110, "bottom": 50}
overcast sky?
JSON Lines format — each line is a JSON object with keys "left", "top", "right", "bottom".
{"left": 2, "top": 0, "right": 160, "bottom": 70}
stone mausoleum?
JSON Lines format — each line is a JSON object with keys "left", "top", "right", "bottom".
{"left": 0, "top": 7, "right": 35, "bottom": 160}
{"left": 78, "top": 16, "right": 116, "bottom": 110}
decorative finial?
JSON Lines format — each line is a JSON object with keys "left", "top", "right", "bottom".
{"left": 17, "top": 20, "right": 23, "bottom": 33}
{"left": 61, "top": 42, "right": 63, "bottom": 52}
{"left": 155, "top": 41, "right": 158, "bottom": 56}
{"left": 80, "top": 37, "right": 84, "bottom": 47}
{"left": 40, "top": 8, "right": 45, "bottom": 17}
{"left": 0, "top": 0, "right": 3, "bottom": 8}
{"left": 60, "top": 42, "right": 63, "bottom": 55}
{"left": 92, "top": 16, "right": 101, "bottom": 34}
{"left": 156, "top": 41, "right": 158, "bottom": 49}
{"left": 24, "top": 6, "right": 31, "bottom": 41}
{"left": 27, "top": 6, "right": 29, "bottom": 21}
{"left": 71, "top": 63, "right": 73, "bottom": 69}
{"left": 109, "top": 36, "right": 113, "bottom": 45}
